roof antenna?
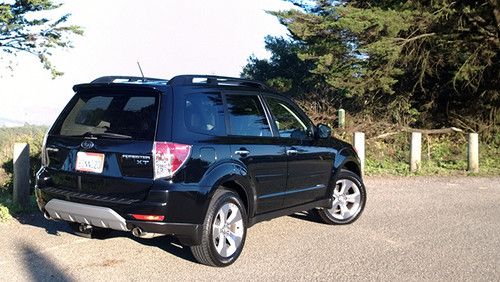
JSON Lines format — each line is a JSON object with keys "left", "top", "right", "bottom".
{"left": 137, "top": 61, "right": 145, "bottom": 81}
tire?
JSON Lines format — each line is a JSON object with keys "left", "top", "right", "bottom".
{"left": 191, "top": 188, "right": 247, "bottom": 267}
{"left": 316, "top": 169, "right": 366, "bottom": 225}
{"left": 67, "top": 222, "right": 113, "bottom": 239}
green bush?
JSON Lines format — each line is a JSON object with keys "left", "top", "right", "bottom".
{"left": 0, "top": 193, "right": 37, "bottom": 222}
{"left": 0, "top": 125, "right": 47, "bottom": 193}
{"left": 363, "top": 133, "right": 499, "bottom": 176}
{"left": 0, "top": 204, "right": 11, "bottom": 221}
{"left": 0, "top": 125, "right": 46, "bottom": 222}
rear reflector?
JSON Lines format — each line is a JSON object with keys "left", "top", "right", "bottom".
{"left": 131, "top": 214, "right": 165, "bottom": 221}
{"left": 153, "top": 142, "right": 192, "bottom": 179}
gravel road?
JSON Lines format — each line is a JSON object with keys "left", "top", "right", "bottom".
{"left": 0, "top": 176, "right": 499, "bottom": 281}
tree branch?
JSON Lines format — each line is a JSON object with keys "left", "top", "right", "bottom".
{"left": 394, "top": 32, "right": 436, "bottom": 45}
{"left": 1, "top": 1, "right": 82, "bottom": 78}
{"left": 490, "top": 0, "right": 500, "bottom": 33}
{"left": 1, "top": 44, "right": 38, "bottom": 56}
{"left": 369, "top": 127, "right": 464, "bottom": 140}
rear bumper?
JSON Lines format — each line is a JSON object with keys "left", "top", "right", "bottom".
{"left": 36, "top": 166, "right": 212, "bottom": 225}
{"left": 127, "top": 220, "right": 202, "bottom": 245}
{"left": 39, "top": 197, "right": 202, "bottom": 246}
{"left": 45, "top": 199, "right": 129, "bottom": 231}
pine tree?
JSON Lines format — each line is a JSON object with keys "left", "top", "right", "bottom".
{"left": 0, "top": 0, "right": 83, "bottom": 77}
{"left": 246, "top": 0, "right": 499, "bottom": 131}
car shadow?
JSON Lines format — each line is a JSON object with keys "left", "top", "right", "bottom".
{"left": 125, "top": 234, "right": 196, "bottom": 263}
{"left": 15, "top": 212, "right": 72, "bottom": 236}
{"left": 288, "top": 210, "right": 323, "bottom": 224}
{"left": 15, "top": 212, "right": 198, "bottom": 264}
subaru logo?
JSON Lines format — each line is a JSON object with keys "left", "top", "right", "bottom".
{"left": 81, "top": 140, "right": 95, "bottom": 150}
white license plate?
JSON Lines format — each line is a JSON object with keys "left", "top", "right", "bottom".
{"left": 76, "top": 152, "right": 105, "bottom": 173}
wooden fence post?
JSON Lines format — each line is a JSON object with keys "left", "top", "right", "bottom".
{"left": 13, "top": 143, "right": 30, "bottom": 207}
{"left": 467, "top": 133, "right": 479, "bottom": 173}
{"left": 410, "top": 132, "right": 422, "bottom": 172}
{"left": 353, "top": 132, "right": 365, "bottom": 177}
{"left": 338, "top": 109, "right": 345, "bottom": 129}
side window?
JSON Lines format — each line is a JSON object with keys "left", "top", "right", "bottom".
{"left": 185, "top": 93, "right": 225, "bottom": 136}
{"left": 225, "top": 94, "right": 272, "bottom": 137}
{"left": 266, "top": 97, "right": 311, "bottom": 139}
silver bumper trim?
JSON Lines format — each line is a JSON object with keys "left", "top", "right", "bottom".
{"left": 45, "top": 199, "right": 129, "bottom": 231}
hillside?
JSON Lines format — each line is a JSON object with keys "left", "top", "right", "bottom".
{"left": 0, "top": 117, "right": 26, "bottom": 128}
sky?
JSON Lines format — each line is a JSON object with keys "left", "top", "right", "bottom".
{"left": 0, "top": 0, "right": 295, "bottom": 126}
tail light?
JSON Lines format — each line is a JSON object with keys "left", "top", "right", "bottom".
{"left": 153, "top": 142, "right": 192, "bottom": 179}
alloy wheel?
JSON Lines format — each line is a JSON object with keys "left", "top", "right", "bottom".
{"left": 327, "top": 179, "right": 362, "bottom": 220}
{"left": 212, "top": 202, "right": 244, "bottom": 257}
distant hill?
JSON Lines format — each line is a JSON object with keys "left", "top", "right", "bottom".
{"left": 0, "top": 117, "right": 25, "bottom": 128}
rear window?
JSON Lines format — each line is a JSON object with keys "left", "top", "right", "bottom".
{"left": 53, "top": 92, "right": 159, "bottom": 140}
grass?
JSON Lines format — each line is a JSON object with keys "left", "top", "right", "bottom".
{"left": 0, "top": 125, "right": 47, "bottom": 191}
{"left": 0, "top": 125, "right": 46, "bottom": 222}
{"left": 363, "top": 133, "right": 500, "bottom": 176}
{"left": 0, "top": 193, "right": 37, "bottom": 222}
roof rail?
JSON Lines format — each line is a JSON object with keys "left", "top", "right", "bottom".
{"left": 91, "top": 76, "right": 167, "bottom": 84}
{"left": 168, "top": 75, "right": 269, "bottom": 90}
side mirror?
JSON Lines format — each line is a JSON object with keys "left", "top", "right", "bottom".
{"left": 317, "top": 124, "right": 332, "bottom": 139}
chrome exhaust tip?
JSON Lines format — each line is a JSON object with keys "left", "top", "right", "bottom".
{"left": 43, "top": 210, "right": 51, "bottom": 220}
{"left": 78, "top": 223, "right": 92, "bottom": 233}
{"left": 132, "top": 227, "right": 144, "bottom": 237}
{"left": 131, "top": 227, "right": 158, "bottom": 238}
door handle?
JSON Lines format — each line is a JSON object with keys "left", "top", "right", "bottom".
{"left": 235, "top": 149, "right": 250, "bottom": 156}
{"left": 286, "top": 148, "right": 299, "bottom": 155}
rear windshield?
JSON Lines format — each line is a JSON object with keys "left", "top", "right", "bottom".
{"left": 52, "top": 91, "right": 159, "bottom": 140}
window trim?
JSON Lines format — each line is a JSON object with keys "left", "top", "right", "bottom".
{"left": 262, "top": 94, "right": 314, "bottom": 140}
{"left": 257, "top": 94, "right": 278, "bottom": 137}
{"left": 222, "top": 91, "right": 275, "bottom": 138}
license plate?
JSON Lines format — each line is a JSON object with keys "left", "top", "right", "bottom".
{"left": 76, "top": 152, "right": 105, "bottom": 173}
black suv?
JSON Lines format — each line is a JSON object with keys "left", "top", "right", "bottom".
{"left": 36, "top": 75, "right": 366, "bottom": 266}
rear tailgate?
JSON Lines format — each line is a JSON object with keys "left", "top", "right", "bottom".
{"left": 45, "top": 137, "right": 154, "bottom": 200}
{"left": 43, "top": 87, "right": 161, "bottom": 201}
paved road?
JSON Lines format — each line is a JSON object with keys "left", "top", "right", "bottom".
{"left": 1, "top": 176, "right": 499, "bottom": 281}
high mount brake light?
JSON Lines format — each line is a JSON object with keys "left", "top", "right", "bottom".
{"left": 153, "top": 142, "right": 192, "bottom": 179}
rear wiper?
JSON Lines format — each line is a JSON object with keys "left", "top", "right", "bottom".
{"left": 92, "top": 132, "right": 132, "bottom": 139}
{"left": 69, "top": 131, "right": 132, "bottom": 139}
